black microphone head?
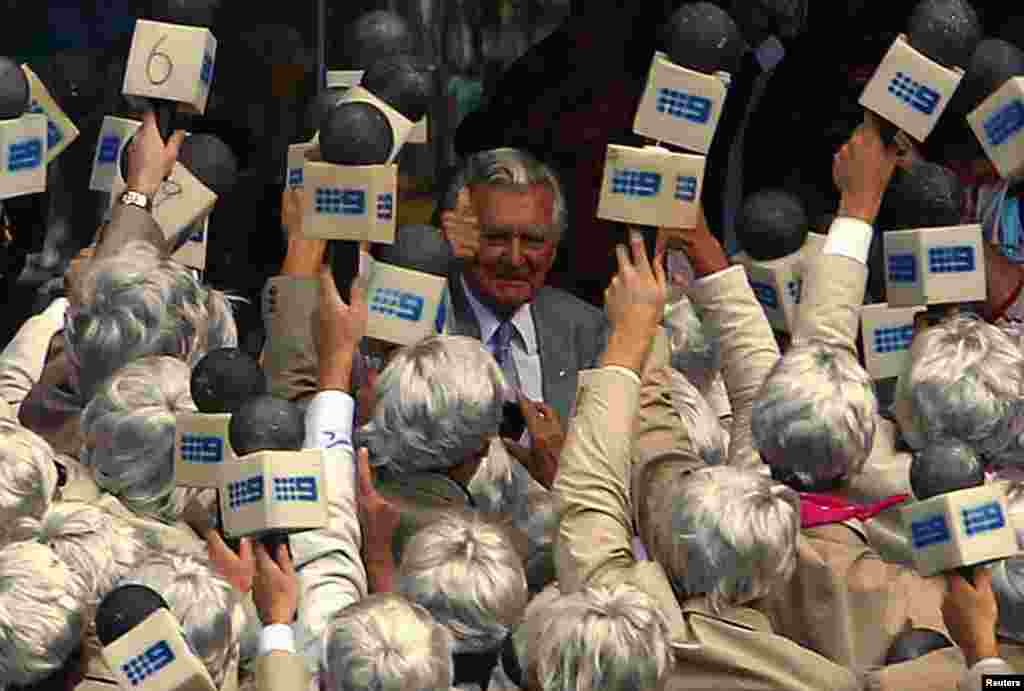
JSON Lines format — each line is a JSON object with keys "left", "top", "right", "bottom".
{"left": 737, "top": 188, "right": 809, "bottom": 260}
{"left": 344, "top": 11, "right": 415, "bottom": 70}
{"left": 95, "top": 584, "right": 169, "bottom": 646}
{"left": 190, "top": 347, "right": 267, "bottom": 415}
{"left": 910, "top": 440, "right": 985, "bottom": 501}
{"left": 876, "top": 161, "right": 963, "bottom": 232}
{"left": 148, "top": 0, "right": 220, "bottom": 27}
{"left": 884, "top": 627, "right": 954, "bottom": 665}
{"left": 361, "top": 54, "right": 433, "bottom": 123}
{"left": 0, "top": 56, "right": 29, "bottom": 120}
{"left": 907, "top": 0, "right": 983, "bottom": 69}
{"left": 950, "top": 38, "right": 1024, "bottom": 117}
{"left": 228, "top": 395, "right": 305, "bottom": 457}
{"left": 308, "top": 86, "right": 350, "bottom": 133}
{"left": 321, "top": 101, "right": 394, "bottom": 165}
{"left": 725, "top": 0, "right": 810, "bottom": 42}
{"left": 376, "top": 224, "right": 454, "bottom": 277}
{"left": 662, "top": 2, "right": 745, "bottom": 75}
{"left": 178, "top": 133, "right": 239, "bottom": 197}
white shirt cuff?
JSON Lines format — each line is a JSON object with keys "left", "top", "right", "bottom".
{"left": 603, "top": 365, "right": 641, "bottom": 385}
{"left": 691, "top": 264, "right": 746, "bottom": 289}
{"left": 304, "top": 390, "right": 355, "bottom": 450}
{"left": 259, "top": 624, "right": 296, "bottom": 655}
{"left": 822, "top": 217, "right": 873, "bottom": 265}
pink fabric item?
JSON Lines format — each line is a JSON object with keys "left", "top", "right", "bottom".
{"left": 799, "top": 492, "right": 909, "bottom": 528}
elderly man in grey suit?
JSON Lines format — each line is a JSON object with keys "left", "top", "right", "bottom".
{"left": 439, "top": 148, "right": 608, "bottom": 428}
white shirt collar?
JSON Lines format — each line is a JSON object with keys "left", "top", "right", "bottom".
{"left": 460, "top": 275, "right": 538, "bottom": 355}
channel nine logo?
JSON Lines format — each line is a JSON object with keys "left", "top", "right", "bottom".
{"left": 28, "top": 101, "right": 62, "bottom": 149}
{"left": 984, "top": 99, "right": 1024, "bottom": 147}
{"left": 122, "top": 640, "right": 175, "bottom": 686}
{"left": 611, "top": 170, "right": 661, "bottom": 197}
{"left": 887, "top": 72, "right": 941, "bottom": 116}
{"left": 656, "top": 88, "right": 712, "bottom": 124}
{"left": 370, "top": 287, "right": 425, "bottom": 322}
{"left": 8, "top": 138, "right": 42, "bottom": 172}
{"left": 228, "top": 474, "right": 319, "bottom": 510}
{"left": 180, "top": 434, "right": 223, "bottom": 464}
{"left": 98, "top": 134, "right": 122, "bottom": 164}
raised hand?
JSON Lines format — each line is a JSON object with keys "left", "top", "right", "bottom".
{"left": 440, "top": 187, "right": 481, "bottom": 259}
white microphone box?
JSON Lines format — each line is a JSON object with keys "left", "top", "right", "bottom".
{"left": 339, "top": 86, "right": 415, "bottom": 163}
{"left": 0, "top": 113, "right": 47, "bottom": 200}
{"left": 364, "top": 254, "right": 448, "bottom": 346}
{"left": 219, "top": 450, "right": 328, "bottom": 539}
{"left": 860, "top": 302, "right": 926, "bottom": 380}
{"left": 902, "top": 484, "right": 1020, "bottom": 576}
{"left": 301, "top": 160, "right": 397, "bottom": 245}
{"left": 285, "top": 142, "right": 313, "bottom": 189}
{"left": 967, "top": 76, "right": 1024, "bottom": 180}
{"left": 110, "top": 160, "right": 217, "bottom": 248}
{"left": 883, "top": 224, "right": 986, "bottom": 307}
{"left": 634, "top": 52, "right": 730, "bottom": 154}
{"left": 596, "top": 144, "right": 705, "bottom": 230}
{"left": 174, "top": 412, "right": 234, "bottom": 489}
{"left": 89, "top": 117, "right": 141, "bottom": 192}
{"left": 326, "top": 70, "right": 363, "bottom": 88}
{"left": 122, "top": 19, "right": 217, "bottom": 115}
{"left": 22, "top": 64, "right": 78, "bottom": 163}
{"left": 731, "top": 233, "right": 826, "bottom": 333}
{"left": 102, "top": 608, "right": 216, "bottom": 691}
{"left": 408, "top": 116, "right": 428, "bottom": 144}
{"left": 172, "top": 216, "right": 208, "bottom": 271}
{"left": 859, "top": 34, "right": 964, "bottom": 143}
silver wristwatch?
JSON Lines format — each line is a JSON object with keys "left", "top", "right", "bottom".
{"left": 119, "top": 189, "right": 153, "bottom": 212}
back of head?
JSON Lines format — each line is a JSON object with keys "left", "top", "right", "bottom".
{"left": 227, "top": 394, "right": 305, "bottom": 457}
{"left": 68, "top": 241, "right": 238, "bottom": 400}
{"left": 322, "top": 593, "right": 453, "bottom": 691}
{"left": 884, "top": 627, "right": 954, "bottom": 664}
{"left": 910, "top": 439, "right": 985, "bottom": 500}
{"left": 0, "top": 420, "right": 59, "bottom": 546}
{"left": 529, "top": 584, "right": 673, "bottom": 691}
{"left": 638, "top": 464, "right": 800, "bottom": 612}
{"left": 81, "top": 356, "right": 196, "bottom": 524}
{"left": 737, "top": 189, "right": 809, "bottom": 261}
{"left": 0, "top": 542, "right": 87, "bottom": 687}
{"left": 752, "top": 343, "right": 877, "bottom": 487}
{"left": 875, "top": 162, "right": 963, "bottom": 232}
{"left": 397, "top": 514, "right": 528, "bottom": 654}
{"left": 190, "top": 348, "right": 267, "bottom": 414}
{"left": 376, "top": 224, "right": 454, "bottom": 278}
{"left": 121, "top": 550, "right": 243, "bottom": 689}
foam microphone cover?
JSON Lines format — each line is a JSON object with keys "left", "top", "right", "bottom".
{"left": 910, "top": 440, "right": 985, "bottom": 501}
{"left": 662, "top": 2, "right": 745, "bottom": 75}
{"left": 950, "top": 38, "right": 1024, "bottom": 117}
{"left": 876, "top": 161, "right": 962, "bottom": 232}
{"left": 228, "top": 394, "right": 305, "bottom": 457}
{"left": 190, "top": 347, "right": 267, "bottom": 415}
{"left": 308, "top": 86, "right": 350, "bottom": 133}
{"left": 737, "top": 189, "right": 809, "bottom": 261}
{"left": 320, "top": 101, "right": 394, "bottom": 165}
{"left": 96, "top": 585, "right": 170, "bottom": 646}
{"left": 0, "top": 56, "right": 29, "bottom": 120}
{"left": 178, "top": 133, "right": 239, "bottom": 197}
{"left": 906, "top": 0, "right": 983, "bottom": 69}
{"left": 344, "top": 10, "right": 415, "bottom": 69}
{"left": 361, "top": 54, "right": 432, "bottom": 122}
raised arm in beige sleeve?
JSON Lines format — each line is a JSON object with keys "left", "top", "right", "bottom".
{"left": 688, "top": 266, "right": 781, "bottom": 469}
{"left": 792, "top": 253, "right": 869, "bottom": 350}
{"left": 261, "top": 276, "right": 321, "bottom": 404}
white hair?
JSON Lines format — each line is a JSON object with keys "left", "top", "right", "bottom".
{"left": 364, "top": 336, "right": 504, "bottom": 474}
{"left": 34, "top": 501, "right": 149, "bottom": 612}
{"left": 752, "top": 343, "right": 877, "bottom": 484}
{"left": 80, "top": 355, "right": 197, "bottom": 524}
{"left": 121, "top": 551, "right": 244, "bottom": 689}
{"left": 664, "top": 368, "right": 729, "bottom": 467}
{"left": 664, "top": 295, "right": 721, "bottom": 385}
{"left": 638, "top": 462, "right": 800, "bottom": 613}
{"left": 0, "top": 420, "right": 58, "bottom": 545}
{"left": 529, "top": 584, "right": 673, "bottom": 691}
{"left": 398, "top": 514, "right": 528, "bottom": 653}
{"left": 444, "top": 148, "right": 567, "bottom": 244}
{"left": 896, "top": 314, "right": 1024, "bottom": 463}
{"left": 67, "top": 240, "right": 237, "bottom": 399}
{"left": 321, "top": 593, "right": 454, "bottom": 691}
{"left": 0, "top": 542, "right": 87, "bottom": 686}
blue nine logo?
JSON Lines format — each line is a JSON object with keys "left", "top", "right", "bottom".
{"left": 98, "top": 134, "right": 122, "bottom": 164}
{"left": 873, "top": 325, "right": 915, "bottom": 354}
{"left": 370, "top": 287, "right": 425, "bottom": 322}
{"left": 273, "top": 476, "right": 319, "bottom": 502}
{"left": 984, "top": 99, "right": 1024, "bottom": 147}
{"left": 180, "top": 434, "right": 223, "bottom": 464}
{"left": 887, "top": 72, "right": 941, "bottom": 116}
{"left": 28, "top": 101, "right": 63, "bottom": 150}
{"left": 656, "top": 88, "right": 712, "bottom": 124}
{"left": 8, "top": 138, "right": 43, "bottom": 172}
{"left": 122, "top": 640, "right": 175, "bottom": 686}
{"left": 315, "top": 188, "right": 366, "bottom": 215}
{"left": 611, "top": 170, "right": 661, "bottom": 197}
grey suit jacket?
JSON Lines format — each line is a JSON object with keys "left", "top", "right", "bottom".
{"left": 446, "top": 271, "right": 609, "bottom": 428}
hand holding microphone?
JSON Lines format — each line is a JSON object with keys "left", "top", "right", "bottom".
{"left": 253, "top": 540, "right": 299, "bottom": 626}
{"left": 440, "top": 187, "right": 480, "bottom": 260}
{"left": 833, "top": 112, "right": 900, "bottom": 224}
{"left": 122, "top": 110, "right": 186, "bottom": 198}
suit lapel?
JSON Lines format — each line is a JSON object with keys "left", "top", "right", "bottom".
{"left": 532, "top": 289, "right": 576, "bottom": 424}
{"left": 447, "top": 269, "right": 483, "bottom": 339}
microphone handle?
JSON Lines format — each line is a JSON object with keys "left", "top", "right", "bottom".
{"left": 153, "top": 99, "right": 176, "bottom": 142}
{"left": 876, "top": 115, "right": 900, "bottom": 148}
{"left": 330, "top": 240, "right": 361, "bottom": 304}
{"left": 957, "top": 564, "right": 976, "bottom": 586}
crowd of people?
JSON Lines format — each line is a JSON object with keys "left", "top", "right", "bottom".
{"left": 7, "top": 10, "right": 1024, "bottom": 691}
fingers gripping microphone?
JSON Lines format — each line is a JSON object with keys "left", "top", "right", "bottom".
{"left": 860, "top": 0, "right": 981, "bottom": 144}
{"left": 0, "top": 56, "right": 47, "bottom": 201}
{"left": 598, "top": 2, "right": 740, "bottom": 232}
{"left": 96, "top": 584, "right": 217, "bottom": 691}
{"left": 902, "top": 440, "right": 1018, "bottom": 578}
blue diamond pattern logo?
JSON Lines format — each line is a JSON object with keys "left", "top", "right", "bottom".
{"left": 611, "top": 170, "right": 661, "bottom": 197}
{"left": 315, "top": 188, "right": 365, "bottom": 215}
{"left": 655, "top": 88, "right": 712, "bottom": 124}
{"left": 675, "top": 175, "right": 697, "bottom": 202}
{"left": 873, "top": 325, "right": 914, "bottom": 354}
{"left": 887, "top": 71, "right": 941, "bottom": 115}
{"left": 377, "top": 192, "right": 393, "bottom": 220}
{"left": 98, "top": 134, "right": 122, "bottom": 164}
{"left": 122, "top": 641, "right": 175, "bottom": 686}
{"left": 370, "top": 287, "right": 425, "bottom": 322}
{"left": 227, "top": 476, "right": 264, "bottom": 510}
{"left": 984, "top": 99, "right": 1024, "bottom": 147}
{"left": 273, "top": 476, "right": 319, "bottom": 502}
{"left": 927, "top": 246, "right": 974, "bottom": 274}
{"left": 887, "top": 254, "right": 917, "bottom": 283}
{"left": 8, "top": 138, "right": 42, "bottom": 172}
